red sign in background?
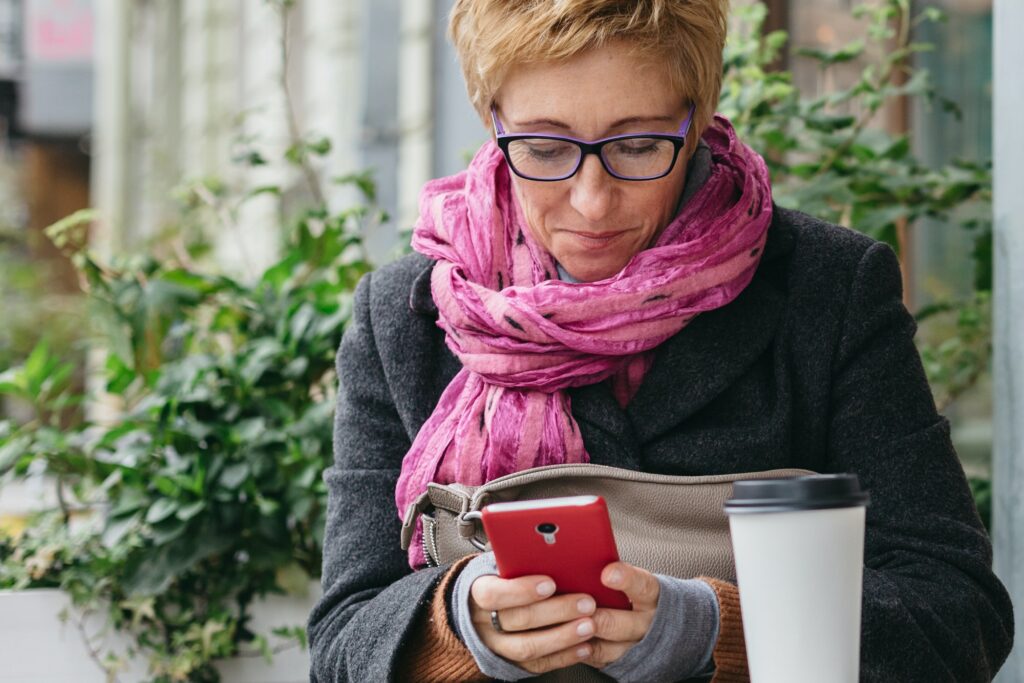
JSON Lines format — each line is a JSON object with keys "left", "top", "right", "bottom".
{"left": 25, "top": 0, "right": 93, "bottom": 64}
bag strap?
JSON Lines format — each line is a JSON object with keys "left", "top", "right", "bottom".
{"left": 465, "top": 463, "right": 815, "bottom": 506}
{"left": 400, "top": 482, "right": 477, "bottom": 551}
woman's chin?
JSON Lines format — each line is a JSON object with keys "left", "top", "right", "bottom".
{"left": 557, "top": 255, "right": 629, "bottom": 283}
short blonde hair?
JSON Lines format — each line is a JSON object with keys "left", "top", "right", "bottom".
{"left": 448, "top": 0, "right": 729, "bottom": 155}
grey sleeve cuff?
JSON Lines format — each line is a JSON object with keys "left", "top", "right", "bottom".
{"left": 600, "top": 576, "right": 719, "bottom": 683}
{"left": 451, "top": 552, "right": 536, "bottom": 681}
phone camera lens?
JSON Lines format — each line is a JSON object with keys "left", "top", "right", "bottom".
{"left": 537, "top": 522, "right": 557, "bottom": 534}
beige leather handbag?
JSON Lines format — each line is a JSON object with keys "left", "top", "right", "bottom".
{"left": 400, "top": 463, "right": 813, "bottom": 683}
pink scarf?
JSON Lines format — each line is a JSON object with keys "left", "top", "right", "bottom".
{"left": 397, "top": 116, "right": 772, "bottom": 567}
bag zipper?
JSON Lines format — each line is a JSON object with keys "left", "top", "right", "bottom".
{"left": 421, "top": 515, "right": 440, "bottom": 567}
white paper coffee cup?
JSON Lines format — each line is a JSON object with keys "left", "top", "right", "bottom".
{"left": 724, "top": 475, "right": 869, "bottom": 683}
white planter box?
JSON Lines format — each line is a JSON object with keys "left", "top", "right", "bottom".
{"left": 0, "top": 586, "right": 322, "bottom": 683}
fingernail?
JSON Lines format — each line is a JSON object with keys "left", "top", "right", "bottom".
{"left": 576, "top": 645, "right": 591, "bottom": 659}
{"left": 577, "top": 597, "right": 595, "bottom": 614}
{"left": 537, "top": 581, "right": 556, "bottom": 597}
{"left": 607, "top": 569, "right": 623, "bottom": 585}
{"left": 577, "top": 620, "right": 594, "bottom": 637}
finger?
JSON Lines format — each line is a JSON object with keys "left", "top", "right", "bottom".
{"left": 602, "top": 562, "right": 660, "bottom": 610}
{"left": 482, "top": 617, "right": 595, "bottom": 665}
{"left": 586, "top": 638, "right": 636, "bottom": 668}
{"left": 470, "top": 573, "right": 556, "bottom": 611}
{"left": 493, "top": 593, "right": 597, "bottom": 633}
{"left": 521, "top": 642, "right": 594, "bottom": 675}
{"left": 590, "top": 606, "right": 652, "bottom": 643}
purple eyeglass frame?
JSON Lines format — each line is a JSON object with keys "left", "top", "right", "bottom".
{"left": 490, "top": 103, "right": 696, "bottom": 182}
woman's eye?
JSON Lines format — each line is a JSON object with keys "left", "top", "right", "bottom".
{"left": 610, "top": 139, "right": 659, "bottom": 156}
{"left": 525, "top": 142, "right": 575, "bottom": 161}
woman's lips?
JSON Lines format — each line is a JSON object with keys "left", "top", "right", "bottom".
{"left": 565, "top": 229, "right": 628, "bottom": 250}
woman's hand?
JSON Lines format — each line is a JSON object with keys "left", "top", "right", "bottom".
{"left": 469, "top": 574, "right": 598, "bottom": 675}
{"left": 469, "top": 561, "right": 661, "bottom": 674}
{"left": 584, "top": 562, "right": 660, "bottom": 668}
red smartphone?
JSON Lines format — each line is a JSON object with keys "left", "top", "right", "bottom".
{"left": 480, "top": 495, "right": 631, "bottom": 610}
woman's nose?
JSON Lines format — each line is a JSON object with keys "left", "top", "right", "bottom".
{"left": 569, "top": 154, "right": 615, "bottom": 222}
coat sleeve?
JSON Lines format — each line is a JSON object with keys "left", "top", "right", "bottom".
{"left": 827, "top": 242, "right": 1013, "bottom": 681}
{"left": 307, "top": 271, "right": 448, "bottom": 682}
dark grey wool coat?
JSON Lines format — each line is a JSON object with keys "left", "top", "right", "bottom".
{"left": 307, "top": 206, "right": 1014, "bottom": 682}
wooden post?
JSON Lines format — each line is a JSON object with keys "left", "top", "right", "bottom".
{"left": 22, "top": 140, "right": 88, "bottom": 294}
{"left": 992, "top": 0, "right": 1024, "bottom": 679}
{"left": 762, "top": 0, "right": 789, "bottom": 72}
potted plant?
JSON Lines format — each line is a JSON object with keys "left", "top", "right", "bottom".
{"left": 0, "top": 167, "right": 375, "bottom": 679}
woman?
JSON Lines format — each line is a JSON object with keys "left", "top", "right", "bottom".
{"left": 308, "top": 1, "right": 1013, "bottom": 681}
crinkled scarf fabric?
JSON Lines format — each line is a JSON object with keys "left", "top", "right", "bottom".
{"left": 397, "top": 116, "right": 772, "bottom": 567}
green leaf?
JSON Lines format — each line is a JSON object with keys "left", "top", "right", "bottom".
{"left": 247, "top": 185, "right": 282, "bottom": 199}
{"left": 797, "top": 39, "right": 865, "bottom": 66}
{"left": 308, "top": 137, "right": 332, "bottom": 156}
{"left": 176, "top": 500, "right": 206, "bottom": 521}
{"left": 234, "top": 417, "right": 267, "bottom": 444}
{"left": 333, "top": 171, "right": 378, "bottom": 203}
{"left": 43, "top": 208, "right": 98, "bottom": 250}
{"left": 122, "top": 522, "right": 234, "bottom": 596}
{"left": 803, "top": 114, "right": 856, "bottom": 133}
{"left": 153, "top": 476, "right": 181, "bottom": 498}
{"left": 23, "top": 342, "right": 53, "bottom": 399}
{"left": 0, "top": 435, "right": 32, "bottom": 473}
{"left": 148, "top": 517, "right": 189, "bottom": 545}
{"left": 102, "top": 513, "right": 141, "bottom": 549}
{"left": 233, "top": 150, "right": 268, "bottom": 166}
{"left": 239, "top": 339, "right": 285, "bottom": 387}
{"left": 219, "top": 462, "right": 250, "bottom": 490}
{"left": 288, "top": 302, "right": 316, "bottom": 346}
{"left": 255, "top": 496, "right": 280, "bottom": 516}
{"left": 145, "top": 498, "right": 180, "bottom": 524}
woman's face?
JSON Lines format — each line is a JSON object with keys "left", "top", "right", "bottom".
{"left": 494, "top": 42, "right": 691, "bottom": 283}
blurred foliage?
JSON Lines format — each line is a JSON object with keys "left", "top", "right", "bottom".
{"left": 721, "top": 0, "right": 992, "bottom": 412}
{"left": 0, "top": 175, "right": 373, "bottom": 679}
{"left": 968, "top": 475, "right": 992, "bottom": 532}
{"left": 0, "top": 1, "right": 377, "bottom": 679}
{"left": 0, "top": 185, "right": 85, "bottom": 394}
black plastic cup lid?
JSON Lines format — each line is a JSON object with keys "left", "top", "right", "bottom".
{"left": 723, "top": 474, "right": 869, "bottom": 514}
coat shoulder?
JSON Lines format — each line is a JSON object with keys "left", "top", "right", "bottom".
{"left": 364, "top": 252, "right": 434, "bottom": 310}
{"left": 767, "top": 205, "right": 898, "bottom": 304}
{"left": 772, "top": 205, "right": 881, "bottom": 274}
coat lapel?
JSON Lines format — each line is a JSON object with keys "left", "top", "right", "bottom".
{"left": 566, "top": 381, "right": 643, "bottom": 470}
{"left": 569, "top": 213, "right": 795, "bottom": 453}
{"left": 625, "top": 270, "right": 786, "bottom": 443}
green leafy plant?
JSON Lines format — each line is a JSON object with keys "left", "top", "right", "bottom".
{"left": 0, "top": 178, "right": 373, "bottom": 679}
{"left": 721, "top": 0, "right": 992, "bottom": 411}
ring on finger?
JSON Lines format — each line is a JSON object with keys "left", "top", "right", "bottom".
{"left": 490, "top": 610, "right": 505, "bottom": 633}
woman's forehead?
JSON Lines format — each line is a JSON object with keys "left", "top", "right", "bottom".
{"left": 495, "top": 44, "right": 684, "bottom": 132}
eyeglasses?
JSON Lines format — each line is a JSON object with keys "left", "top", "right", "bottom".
{"left": 491, "top": 103, "right": 695, "bottom": 182}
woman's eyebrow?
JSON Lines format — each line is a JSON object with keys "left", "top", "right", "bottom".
{"left": 510, "top": 115, "right": 678, "bottom": 132}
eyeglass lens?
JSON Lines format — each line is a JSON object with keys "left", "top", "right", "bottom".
{"left": 506, "top": 137, "right": 677, "bottom": 180}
